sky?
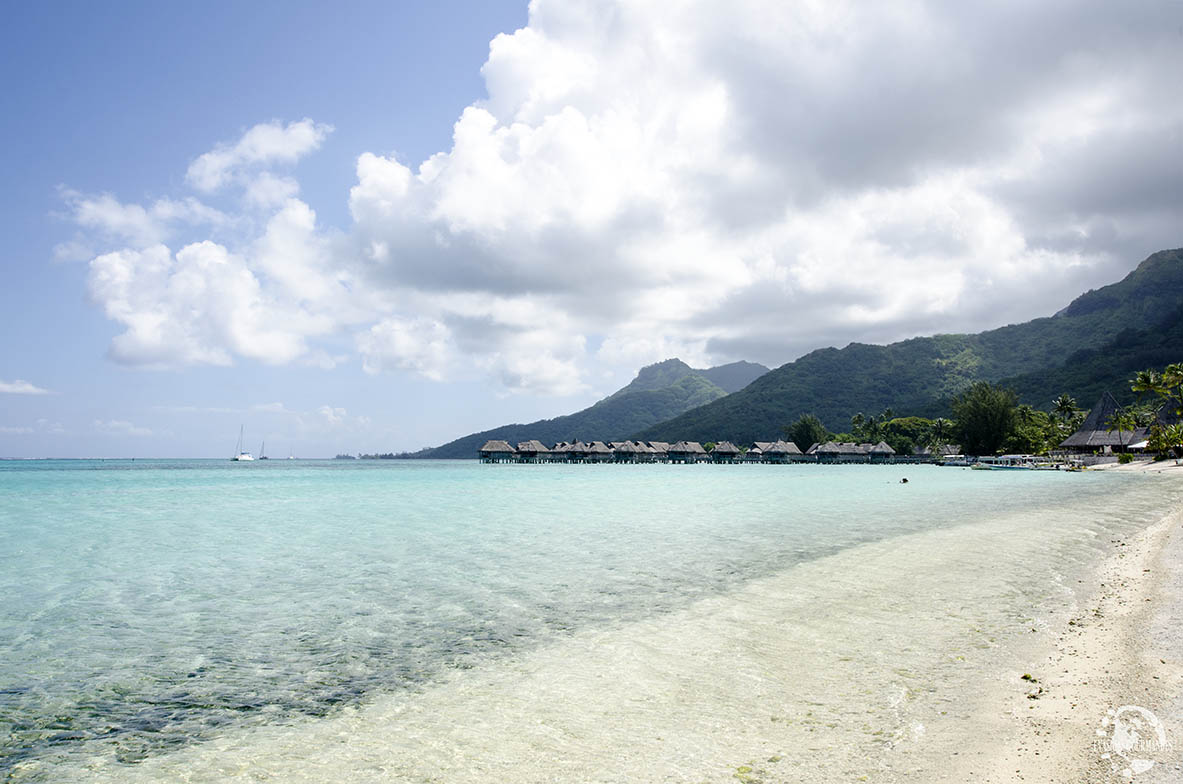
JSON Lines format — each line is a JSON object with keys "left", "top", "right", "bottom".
{"left": 1, "top": 0, "right": 1180, "bottom": 458}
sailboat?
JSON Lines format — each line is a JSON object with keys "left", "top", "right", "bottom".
{"left": 231, "top": 426, "right": 254, "bottom": 461}
{"left": 258, "top": 440, "right": 269, "bottom": 460}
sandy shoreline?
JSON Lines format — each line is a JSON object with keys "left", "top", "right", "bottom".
{"left": 956, "top": 465, "right": 1183, "bottom": 782}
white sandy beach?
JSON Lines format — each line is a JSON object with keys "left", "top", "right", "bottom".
{"left": 954, "top": 460, "right": 1183, "bottom": 783}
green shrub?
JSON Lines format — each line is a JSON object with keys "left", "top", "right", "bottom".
{"left": 1117, "top": 452, "right": 1134, "bottom": 464}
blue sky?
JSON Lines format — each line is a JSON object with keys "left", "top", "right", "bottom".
{"left": 2, "top": 0, "right": 1179, "bottom": 458}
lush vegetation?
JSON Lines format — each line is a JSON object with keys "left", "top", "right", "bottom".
{"left": 1128, "top": 362, "right": 1183, "bottom": 459}
{"left": 634, "top": 249, "right": 1183, "bottom": 444}
{"left": 784, "top": 414, "right": 828, "bottom": 452}
{"left": 408, "top": 359, "right": 768, "bottom": 458}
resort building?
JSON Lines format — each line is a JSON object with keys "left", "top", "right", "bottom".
{"left": 709, "top": 441, "right": 741, "bottom": 462}
{"left": 481, "top": 437, "right": 935, "bottom": 464}
{"left": 745, "top": 442, "right": 770, "bottom": 461}
{"left": 1059, "top": 391, "right": 1144, "bottom": 453}
{"left": 808, "top": 441, "right": 897, "bottom": 463}
{"left": 515, "top": 440, "right": 551, "bottom": 462}
{"left": 478, "top": 440, "right": 517, "bottom": 463}
{"left": 763, "top": 440, "right": 804, "bottom": 463}
{"left": 668, "top": 441, "right": 708, "bottom": 463}
{"left": 869, "top": 441, "right": 896, "bottom": 461}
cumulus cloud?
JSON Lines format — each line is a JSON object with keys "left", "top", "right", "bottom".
{"left": 68, "top": 0, "right": 1182, "bottom": 395}
{"left": 186, "top": 119, "right": 332, "bottom": 193}
{"left": 0, "top": 379, "right": 52, "bottom": 395}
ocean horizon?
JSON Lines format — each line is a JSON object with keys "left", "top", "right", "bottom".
{"left": 1, "top": 459, "right": 1174, "bottom": 781}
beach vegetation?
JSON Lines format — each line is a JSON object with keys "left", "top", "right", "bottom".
{"left": 952, "top": 382, "right": 1019, "bottom": 455}
{"left": 784, "top": 413, "right": 830, "bottom": 452}
{"left": 1128, "top": 363, "right": 1183, "bottom": 460}
{"left": 1118, "top": 452, "right": 1134, "bottom": 464}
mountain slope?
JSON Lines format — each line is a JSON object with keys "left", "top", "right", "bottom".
{"left": 1002, "top": 303, "right": 1183, "bottom": 409}
{"left": 414, "top": 358, "right": 769, "bottom": 458}
{"left": 634, "top": 248, "right": 1183, "bottom": 443}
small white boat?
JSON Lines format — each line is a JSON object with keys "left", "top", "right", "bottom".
{"left": 231, "top": 426, "right": 254, "bottom": 462}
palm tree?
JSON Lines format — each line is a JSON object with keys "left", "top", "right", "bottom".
{"left": 1107, "top": 408, "right": 1142, "bottom": 453}
{"left": 1052, "top": 394, "right": 1077, "bottom": 421}
{"left": 930, "top": 417, "right": 953, "bottom": 445}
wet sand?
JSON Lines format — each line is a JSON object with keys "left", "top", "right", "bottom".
{"left": 955, "top": 462, "right": 1183, "bottom": 782}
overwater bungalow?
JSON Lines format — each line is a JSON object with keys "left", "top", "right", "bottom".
{"left": 811, "top": 441, "right": 873, "bottom": 463}
{"left": 633, "top": 441, "right": 659, "bottom": 462}
{"left": 709, "top": 441, "right": 741, "bottom": 463}
{"left": 565, "top": 441, "right": 590, "bottom": 462}
{"left": 647, "top": 442, "right": 670, "bottom": 461}
{"left": 745, "top": 442, "right": 770, "bottom": 462}
{"left": 668, "top": 441, "right": 708, "bottom": 463}
{"left": 869, "top": 441, "right": 896, "bottom": 461}
{"left": 763, "top": 440, "right": 803, "bottom": 464}
{"left": 612, "top": 440, "right": 642, "bottom": 462}
{"left": 587, "top": 441, "right": 614, "bottom": 462}
{"left": 516, "top": 440, "right": 551, "bottom": 463}
{"left": 479, "top": 439, "right": 516, "bottom": 463}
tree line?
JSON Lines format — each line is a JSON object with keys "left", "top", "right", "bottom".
{"left": 782, "top": 382, "right": 1085, "bottom": 456}
{"left": 783, "top": 362, "right": 1183, "bottom": 458}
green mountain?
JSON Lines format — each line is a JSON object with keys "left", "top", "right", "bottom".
{"left": 411, "top": 358, "right": 769, "bottom": 458}
{"left": 634, "top": 248, "right": 1183, "bottom": 443}
{"left": 1003, "top": 303, "right": 1183, "bottom": 409}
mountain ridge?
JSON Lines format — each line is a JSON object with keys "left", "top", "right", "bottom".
{"left": 408, "top": 358, "right": 769, "bottom": 458}
{"left": 632, "top": 248, "right": 1183, "bottom": 443}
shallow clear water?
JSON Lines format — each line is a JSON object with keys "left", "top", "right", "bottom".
{"left": 0, "top": 459, "right": 1174, "bottom": 781}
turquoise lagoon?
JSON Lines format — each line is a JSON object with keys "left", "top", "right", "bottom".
{"left": 0, "top": 459, "right": 1176, "bottom": 781}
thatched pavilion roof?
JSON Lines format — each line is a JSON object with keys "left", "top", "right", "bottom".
{"left": 870, "top": 441, "right": 896, "bottom": 455}
{"left": 765, "top": 439, "right": 802, "bottom": 455}
{"left": 517, "top": 440, "right": 550, "bottom": 453}
{"left": 480, "top": 440, "right": 515, "bottom": 453}
{"left": 1060, "top": 391, "right": 1148, "bottom": 448}
{"left": 711, "top": 441, "right": 741, "bottom": 455}
{"left": 670, "top": 440, "right": 707, "bottom": 454}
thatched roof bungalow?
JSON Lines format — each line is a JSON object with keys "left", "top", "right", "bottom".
{"left": 668, "top": 440, "right": 707, "bottom": 463}
{"left": 516, "top": 440, "right": 551, "bottom": 462}
{"left": 745, "top": 441, "right": 770, "bottom": 461}
{"left": 586, "top": 441, "right": 614, "bottom": 462}
{"left": 1060, "top": 391, "right": 1147, "bottom": 453}
{"left": 763, "top": 440, "right": 803, "bottom": 463}
{"left": 612, "top": 440, "right": 642, "bottom": 462}
{"left": 869, "top": 441, "right": 896, "bottom": 461}
{"left": 479, "top": 439, "right": 516, "bottom": 463}
{"left": 709, "top": 441, "right": 741, "bottom": 462}
{"left": 811, "top": 441, "right": 871, "bottom": 463}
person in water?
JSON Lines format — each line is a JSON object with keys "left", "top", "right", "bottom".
{"left": 900, "top": 477, "right": 909, "bottom": 484}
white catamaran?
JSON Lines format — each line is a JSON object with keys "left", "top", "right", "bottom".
{"left": 231, "top": 426, "right": 254, "bottom": 462}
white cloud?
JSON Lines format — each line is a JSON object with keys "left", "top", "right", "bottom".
{"left": 0, "top": 379, "right": 52, "bottom": 395}
{"left": 68, "top": 0, "right": 1182, "bottom": 396}
{"left": 186, "top": 119, "right": 332, "bottom": 193}
{"left": 93, "top": 419, "right": 154, "bottom": 437}
{"left": 0, "top": 426, "right": 34, "bottom": 434}
{"left": 243, "top": 173, "right": 301, "bottom": 209}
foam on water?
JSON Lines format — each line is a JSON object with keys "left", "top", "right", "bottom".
{"left": 0, "top": 459, "right": 1173, "bottom": 781}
